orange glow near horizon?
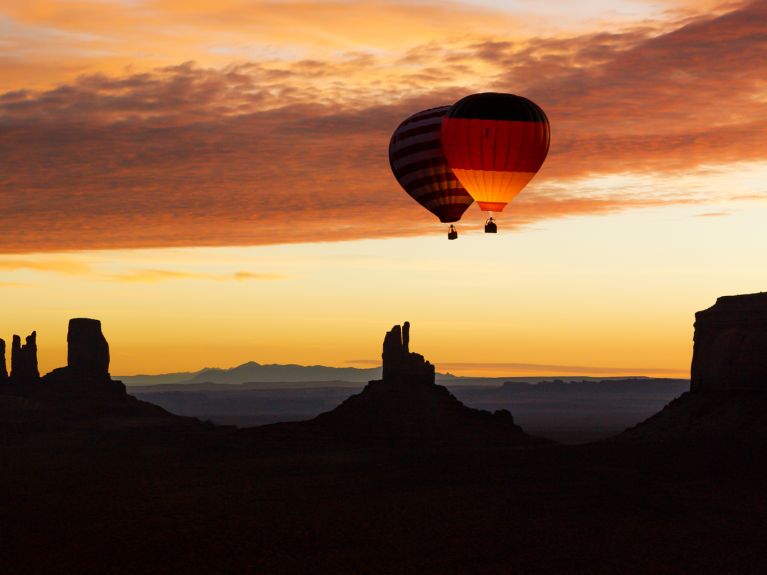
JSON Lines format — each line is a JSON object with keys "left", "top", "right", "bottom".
{"left": 3, "top": 198, "right": 765, "bottom": 378}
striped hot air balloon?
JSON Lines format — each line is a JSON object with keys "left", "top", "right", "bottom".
{"left": 389, "top": 106, "right": 474, "bottom": 227}
{"left": 441, "top": 93, "right": 550, "bottom": 215}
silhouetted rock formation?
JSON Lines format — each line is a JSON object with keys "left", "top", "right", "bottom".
{"left": 42, "top": 319, "right": 124, "bottom": 396}
{"left": 10, "top": 332, "right": 39, "bottom": 385}
{"left": 381, "top": 321, "right": 435, "bottom": 385}
{"left": 67, "top": 318, "right": 111, "bottom": 382}
{"left": 297, "top": 323, "right": 546, "bottom": 445}
{"left": 691, "top": 292, "right": 767, "bottom": 392}
{"left": 0, "top": 339, "right": 7, "bottom": 384}
{"left": 0, "top": 319, "right": 199, "bottom": 429}
{"left": 623, "top": 292, "right": 767, "bottom": 440}
{"left": 0, "top": 319, "right": 124, "bottom": 396}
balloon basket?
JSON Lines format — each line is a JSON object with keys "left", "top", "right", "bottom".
{"left": 484, "top": 217, "right": 497, "bottom": 234}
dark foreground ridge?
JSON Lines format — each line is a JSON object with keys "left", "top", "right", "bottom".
{"left": 0, "top": 319, "right": 195, "bottom": 430}
{"left": 262, "top": 322, "right": 548, "bottom": 445}
{"left": 623, "top": 292, "right": 767, "bottom": 440}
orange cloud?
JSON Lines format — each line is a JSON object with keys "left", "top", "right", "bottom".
{"left": 0, "top": 259, "right": 92, "bottom": 274}
{"left": 107, "top": 269, "right": 285, "bottom": 282}
{"left": 0, "top": 2, "right": 765, "bottom": 253}
{"left": 0, "top": 0, "right": 525, "bottom": 91}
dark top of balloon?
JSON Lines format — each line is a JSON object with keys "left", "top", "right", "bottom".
{"left": 447, "top": 92, "right": 548, "bottom": 123}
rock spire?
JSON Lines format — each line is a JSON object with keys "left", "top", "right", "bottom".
{"left": 305, "top": 322, "right": 536, "bottom": 445}
{"left": 381, "top": 321, "right": 435, "bottom": 385}
{"left": 10, "top": 331, "right": 39, "bottom": 384}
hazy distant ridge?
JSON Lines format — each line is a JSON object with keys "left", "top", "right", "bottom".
{"left": 120, "top": 361, "right": 384, "bottom": 386}
{"left": 120, "top": 361, "right": 687, "bottom": 388}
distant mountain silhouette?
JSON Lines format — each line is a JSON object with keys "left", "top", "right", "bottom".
{"left": 120, "top": 362, "right": 662, "bottom": 389}
{"left": 120, "top": 362, "right": 385, "bottom": 386}
{"left": 189, "top": 362, "right": 384, "bottom": 384}
{"left": 257, "top": 322, "right": 548, "bottom": 446}
{"left": 623, "top": 292, "right": 767, "bottom": 440}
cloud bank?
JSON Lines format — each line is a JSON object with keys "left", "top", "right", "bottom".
{"left": 0, "top": 1, "right": 765, "bottom": 253}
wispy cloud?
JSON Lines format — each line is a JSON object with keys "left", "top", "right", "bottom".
{"left": 106, "top": 269, "right": 286, "bottom": 283}
{"left": 1, "top": 0, "right": 549, "bottom": 85}
{"left": 732, "top": 193, "right": 767, "bottom": 202}
{"left": 232, "top": 271, "right": 284, "bottom": 281}
{"left": 0, "top": 259, "right": 92, "bottom": 274}
{"left": 0, "top": 257, "right": 283, "bottom": 282}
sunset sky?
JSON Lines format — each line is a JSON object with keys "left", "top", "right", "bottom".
{"left": 1, "top": 0, "right": 765, "bottom": 377}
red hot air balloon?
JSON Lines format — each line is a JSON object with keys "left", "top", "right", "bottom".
{"left": 440, "top": 93, "right": 550, "bottom": 232}
{"left": 389, "top": 106, "right": 474, "bottom": 238}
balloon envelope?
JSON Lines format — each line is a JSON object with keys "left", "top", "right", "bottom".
{"left": 441, "top": 93, "right": 550, "bottom": 212}
{"left": 389, "top": 106, "right": 474, "bottom": 223}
